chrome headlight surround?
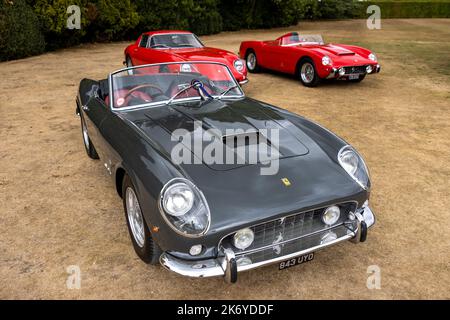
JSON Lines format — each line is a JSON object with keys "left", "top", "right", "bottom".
{"left": 159, "top": 178, "right": 211, "bottom": 237}
{"left": 234, "top": 59, "right": 245, "bottom": 73}
{"left": 338, "top": 145, "right": 370, "bottom": 190}
{"left": 368, "top": 53, "right": 377, "bottom": 61}
{"left": 322, "top": 55, "right": 332, "bottom": 66}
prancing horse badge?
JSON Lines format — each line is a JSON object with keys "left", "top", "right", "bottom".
{"left": 281, "top": 178, "right": 291, "bottom": 187}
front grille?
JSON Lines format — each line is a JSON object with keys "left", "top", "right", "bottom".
{"left": 344, "top": 66, "right": 366, "bottom": 74}
{"left": 238, "top": 223, "right": 356, "bottom": 265}
{"left": 221, "top": 202, "right": 357, "bottom": 255}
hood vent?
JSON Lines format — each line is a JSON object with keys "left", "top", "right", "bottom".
{"left": 222, "top": 131, "right": 270, "bottom": 149}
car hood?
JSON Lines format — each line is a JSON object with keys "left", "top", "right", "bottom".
{"left": 164, "top": 47, "right": 239, "bottom": 63}
{"left": 125, "top": 98, "right": 363, "bottom": 232}
{"left": 131, "top": 98, "right": 309, "bottom": 171}
{"left": 296, "top": 44, "right": 373, "bottom": 65}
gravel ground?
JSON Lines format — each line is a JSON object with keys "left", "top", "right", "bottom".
{"left": 0, "top": 19, "right": 449, "bottom": 299}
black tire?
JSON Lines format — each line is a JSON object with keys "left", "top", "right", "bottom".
{"left": 122, "top": 174, "right": 162, "bottom": 264}
{"left": 80, "top": 114, "right": 99, "bottom": 159}
{"left": 245, "top": 50, "right": 260, "bottom": 73}
{"left": 298, "top": 58, "right": 321, "bottom": 87}
{"left": 349, "top": 74, "right": 366, "bottom": 83}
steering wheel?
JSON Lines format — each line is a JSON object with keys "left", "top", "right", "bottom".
{"left": 123, "top": 84, "right": 165, "bottom": 103}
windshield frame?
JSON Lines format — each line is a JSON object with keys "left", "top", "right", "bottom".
{"left": 108, "top": 61, "right": 245, "bottom": 111}
{"left": 279, "top": 33, "right": 325, "bottom": 47}
{"left": 148, "top": 32, "right": 204, "bottom": 50}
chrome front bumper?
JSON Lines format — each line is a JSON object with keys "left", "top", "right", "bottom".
{"left": 160, "top": 205, "right": 375, "bottom": 283}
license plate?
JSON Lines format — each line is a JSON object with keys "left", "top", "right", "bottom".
{"left": 348, "top": 74, "right": 359, "bottom": 80}
{"left": 279, "top": 252, "right": 315, "bottom": 270}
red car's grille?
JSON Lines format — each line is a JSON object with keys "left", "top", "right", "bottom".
{"left": 344, "top": 66, "right": 367, "bottom": 74}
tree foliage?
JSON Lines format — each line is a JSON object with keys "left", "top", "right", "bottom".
{"left": 0, "top": 0, "right": 45, "bottom": 60}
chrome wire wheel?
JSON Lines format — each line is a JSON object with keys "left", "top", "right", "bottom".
{"left": 246, "top": 52, "right": 257, "bottom": 71}
{"left": 125, "top": 187, "right": 145, "bottom": 248}
{"left": 81, "top": 117, "right": 90, "bottom": 149}
{"left": 300, "top": 62, "right": 315, "bottom": 84}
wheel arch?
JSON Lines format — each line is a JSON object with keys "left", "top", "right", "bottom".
{"left": 115, "top": 166, "right": 127, "bottom": 198}
{"left": 295, "top": 55, "right": 313, "bottom": 75}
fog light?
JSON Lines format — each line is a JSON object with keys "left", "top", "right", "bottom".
{"left": 236, "top": 257, "right": 252, "bottom": 266}
{"left": 338, "top": 68, "right": 345, "bottom": 76}
{"left": 321, "top": 231, "right": 338, "bottom": 244}
{"left": 366, "top": 65, "right": 373, "bottom": 73}
{"left": 233, "top": 228, "right": 254, "bottom": 250}
{"left": 189, "top": 244, "right": 203, "bottom": 256}
{"left": 322, "top": 206, "right": 341, "bottom": 225}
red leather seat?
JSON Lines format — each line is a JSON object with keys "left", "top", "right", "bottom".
{"left": 105, "top": 89, "right": 152, "bottom": 107}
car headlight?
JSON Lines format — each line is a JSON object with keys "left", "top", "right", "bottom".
{"left": 338, "top": 145, "right": 370, "bottom": 190}
{"left": 234, "top": 59, "right": 244, "bottom": 72}
{"left": 159, "top": 178, "right": 210, "bottom": 237}
{"left": 368, "top": 53, "right": 377, "bottom": 61}
{"left": 322, "top": 55, "right": 332, "bottom": 66}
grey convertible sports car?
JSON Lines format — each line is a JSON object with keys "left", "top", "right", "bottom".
{"left": 76, "top": 61, "right": 375, "bottom": 283}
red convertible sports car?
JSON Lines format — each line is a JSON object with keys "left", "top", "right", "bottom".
{"left": 239, "top": 32, "right": 380, "bottom": 87}
{"left": 125, "top": 30, "right": 248, "bottom": 84}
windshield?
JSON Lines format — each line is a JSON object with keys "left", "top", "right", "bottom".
{"left": 109, "top": 62, "right": 244, "bottom": 109}
{"left": 279, "top": 33, "right": 324, "bottom": 46}
{"left": 149, "top": 33, "right": 203, "bottom": 49}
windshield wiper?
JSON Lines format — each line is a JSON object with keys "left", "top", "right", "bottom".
{"left": 166, "top": 80, "right": 213, "bottom": 105}
{"left": 217, "top": 85, "right": 239, "bottom": 100}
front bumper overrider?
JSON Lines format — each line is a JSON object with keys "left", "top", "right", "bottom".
{"left": 159, "top": 205, "right": 375, "bottom": 283}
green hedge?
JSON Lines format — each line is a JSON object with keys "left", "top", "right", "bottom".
{"left": 220, "top": 0, "right": 304, "bottom": 31}
{"left": 1, "top": 0, "right": 450, "bottom": 61}
{"left": 0, "top": 0, "right": 45, "bottom": 60}
{"left": 352, "top": 2, "right": 450, "bottom": 19}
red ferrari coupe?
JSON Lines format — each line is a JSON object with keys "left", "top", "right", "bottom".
{"left": 239, "top": 32, "right": 380, "bottom": 87}
{"left": 124, "top": 30, "right": 248, "bottom": 84}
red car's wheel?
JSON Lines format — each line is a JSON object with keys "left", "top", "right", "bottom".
{"left": 298, "top": 58, "right": 321, "bottom": 87}
{"left": 245, "top": 50, "right": 260, "bottom": 73}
